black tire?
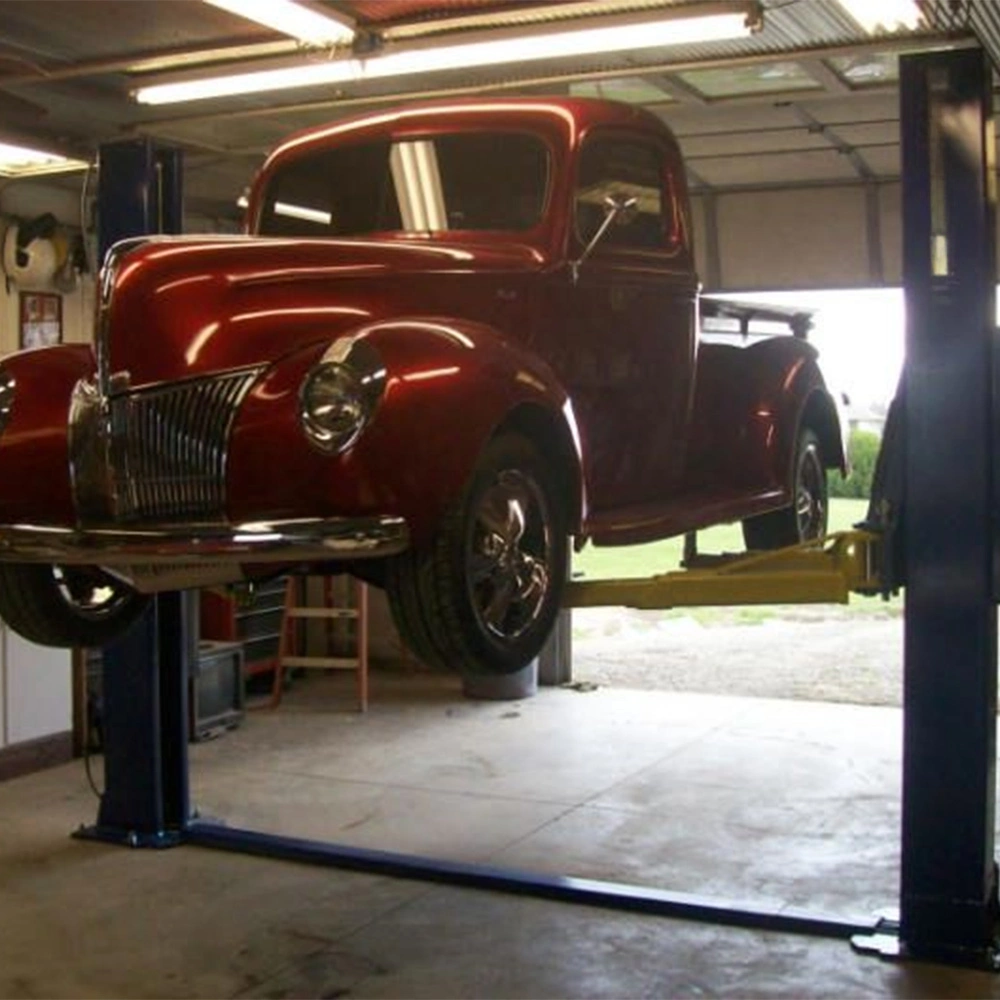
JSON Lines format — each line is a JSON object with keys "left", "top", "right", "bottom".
{"left": 386, "top": 432, "right": 568, "bottom": 676}
{"left": 742, "top": 428, "right": 828, "bottom": 551}
{"left": 385, "top": 545, "right": 454, "bottom": 673}
{"left": 0, "top": 563, "right": 149, "bottom": 648}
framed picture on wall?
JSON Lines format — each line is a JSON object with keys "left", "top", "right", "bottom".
{"left": 19, "top": 292, "right": 62, "bottom": 350}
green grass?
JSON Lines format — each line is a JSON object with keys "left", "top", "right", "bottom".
{"left": 571, "top": 498, "right": 899, "bottom": 624}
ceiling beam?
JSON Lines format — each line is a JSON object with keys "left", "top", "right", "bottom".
{"left": 0, "top": 39, "right": 299, "bottom": 85}
{"left": 797, "top": 57, "right": 852, "bottom": 94}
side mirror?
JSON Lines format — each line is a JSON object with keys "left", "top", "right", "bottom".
{"left": 570, "top": 193, "right": 639, "bottom": 283}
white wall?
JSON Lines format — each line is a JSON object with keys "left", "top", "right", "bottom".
{"left": 1, "top": 631, "right": 71, "bottom": 746}
{"left": 0, "top": 191, "right": 89, "bottom": 749}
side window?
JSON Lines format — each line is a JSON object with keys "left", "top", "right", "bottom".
{"left": 575, "top": 139, "right": 667, "bottom": 251}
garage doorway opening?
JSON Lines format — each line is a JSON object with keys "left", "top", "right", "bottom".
{"left": 571, "top": 287, "right": 905, "bottom": 709}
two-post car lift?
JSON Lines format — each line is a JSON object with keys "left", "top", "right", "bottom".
{"left": 79, "top": 531, "right": 895, "bottom": 945}
{"left": 76, "top": 46, "right": 1000, "bottom": 970}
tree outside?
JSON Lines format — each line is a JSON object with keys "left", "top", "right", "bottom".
{"left": 829, "top": 428, "right": 880, "bottom": 499}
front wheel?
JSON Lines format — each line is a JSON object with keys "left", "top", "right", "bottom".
{"left": 386, "top": 431, "right": 568, "bottom": 676}
{"left": 0, "top": 563, "right": 149, "bottom": 647}
{"left": 742, "top": 427, "right": 828, "bottom": 551}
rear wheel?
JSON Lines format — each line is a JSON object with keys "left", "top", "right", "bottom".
{"left": 742, "top": 428, "right": 828, "bottom": 550}
{"left": 386, "top": 431, "right": 568, "bottom": 675}
{"left": 0, "top": 563, "right": 149, "bottom": 647}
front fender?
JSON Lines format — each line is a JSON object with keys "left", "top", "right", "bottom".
{"left": 227, "top": 316, "right": 581, "bottom": 545}
{"left": 0, "top": 345, "right": 95, "bottom": 525}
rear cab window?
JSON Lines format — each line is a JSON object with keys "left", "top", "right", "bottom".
{"left": 259, "top": 131, "right": 551, "bottom": 237}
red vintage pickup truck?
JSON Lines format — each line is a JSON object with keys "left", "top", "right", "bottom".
{"left": 0, "top": 97, "right": 843, "bottom": 674}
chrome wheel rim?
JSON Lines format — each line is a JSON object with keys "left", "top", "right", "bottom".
{"left": 53, "top": 566, "right": 132, "bottom": 621}
{"left": 467, "top": 469, "right": 552, "bottom": 642}
{"left": 795, "top": 445, "right": 827, "bottom": 540}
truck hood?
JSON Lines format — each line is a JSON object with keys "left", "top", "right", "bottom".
{"left": 102, "top": 234, "right": 549, "bottom": 387}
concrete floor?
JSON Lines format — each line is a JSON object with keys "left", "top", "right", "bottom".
{"left": 2, "top": 671, "right": 1000, "bottom": 999}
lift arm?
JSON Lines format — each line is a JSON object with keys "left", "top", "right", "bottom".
{"left": 564, "top": 530, "right": 884, "bottom": 611}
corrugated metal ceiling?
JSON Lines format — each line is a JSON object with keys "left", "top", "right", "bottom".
{"left": 0, "top": 0, "right": 988, "bottom": 221}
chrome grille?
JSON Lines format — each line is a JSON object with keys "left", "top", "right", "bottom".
{"left": 109, "top": 368, "right": 261, "bottom": 522}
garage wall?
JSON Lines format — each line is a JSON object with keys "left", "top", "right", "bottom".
{"left": 0, "top": 183, "right": 85, "bottom": 754}
{"left": 0, "top": 226, "right": 78, "bottom": 747}
{"left": 0, "top": 272, "right": 93, "bottom": 356}
{"left": 0, "top": 177, "right": 94, "bottom": 356}
{"left": 1, "top": 631, "right": 72, "bottom": 747}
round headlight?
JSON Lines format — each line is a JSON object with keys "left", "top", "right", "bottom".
{"left": 0, "top": 370, "right": 15, "bottom": 436}
{"left": 300, "top": 363, "right": 369, "bottom": 454}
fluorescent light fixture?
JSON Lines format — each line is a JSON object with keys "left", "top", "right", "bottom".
{"left": 0, "top": 141, "right": 88, "bottom": 178}
{"left": 135, "top": 5, "right": 759, "bottom": 105}
{"left": 127, "top": 40, "right": 300, "bottom": 75}
{"left": 203, "top": 0, "right": 355, "bottom": 46}
{"left": 836, "top": 0, "right": 922, "bottom": 33}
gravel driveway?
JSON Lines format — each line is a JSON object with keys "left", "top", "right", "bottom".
{"left": 571, "top": 605, "right": 904, "bottom": 707}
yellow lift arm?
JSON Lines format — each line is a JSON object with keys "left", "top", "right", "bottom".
{"left": 564, "top": 530, "right": 885, "bottom": 611}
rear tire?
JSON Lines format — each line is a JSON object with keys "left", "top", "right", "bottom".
{"left": 386, "top": 432, "right": 568, "bottom": 676}
{"left": 0, "top": 563, "right": 149, "bottom": 647}
{"left": 742, "top": 428, "right": 828, "bottom": 550}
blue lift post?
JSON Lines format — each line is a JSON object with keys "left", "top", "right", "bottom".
{"left": 96, "top": 138, "right": 183, "bottom": 255}
{"left": 898, "top": 47, "right": 998, "bottom": 965}
{"left": 75, "top": 138, "right": 193, "bottom": 847}
{"left": 79, "top": 592, "right": 194, "bottom": 846}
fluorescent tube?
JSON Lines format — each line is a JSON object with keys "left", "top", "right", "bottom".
{"left": 136, "top": 8, "right": 756, "bottom": 105}
{"left": 203, "top": 0, "right": 355, "bottom": 46}
{"left": 0, "top": 141, "right": 87, "bottom": 177}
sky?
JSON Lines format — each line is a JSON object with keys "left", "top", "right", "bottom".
{"left": 720, "top": 288, "right": 906, "bottom": 409}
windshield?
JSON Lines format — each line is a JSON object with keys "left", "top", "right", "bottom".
{"left": 259, "top": 131, "right": 550, "bottom": 237}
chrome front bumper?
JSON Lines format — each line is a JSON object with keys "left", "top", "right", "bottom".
{"left": 0, "top": 515, "right": 409, "bottom": 566}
